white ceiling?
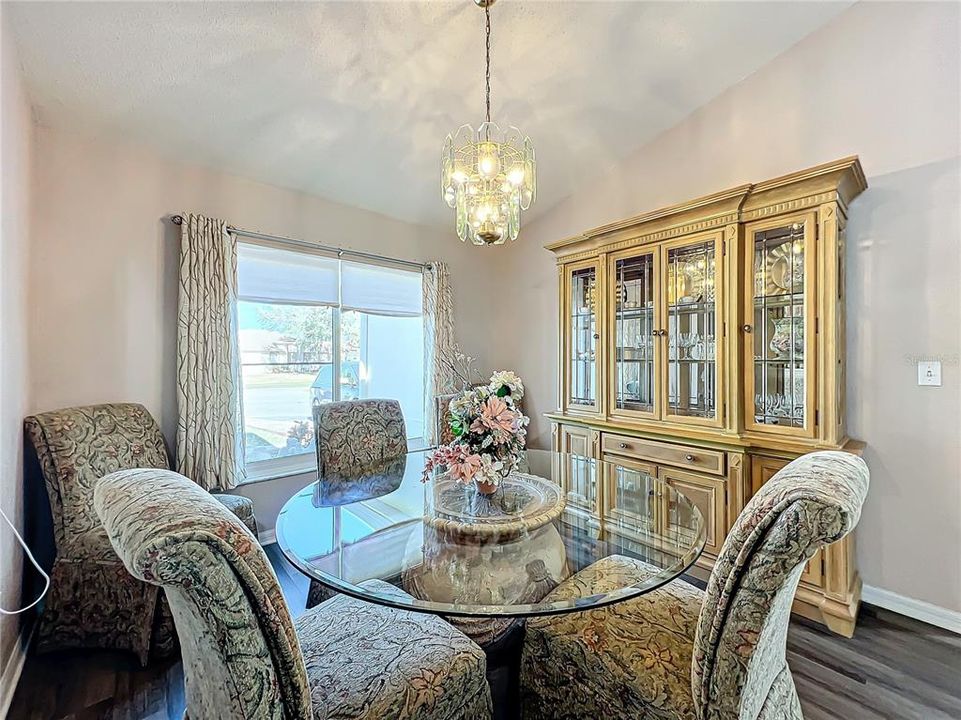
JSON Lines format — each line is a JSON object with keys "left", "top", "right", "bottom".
{"left": 8, "top": 1, "right": 851, "bottom": 227}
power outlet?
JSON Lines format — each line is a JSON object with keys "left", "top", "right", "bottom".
{"left": 918, "top": 361, "right": 942, "bottom": 387}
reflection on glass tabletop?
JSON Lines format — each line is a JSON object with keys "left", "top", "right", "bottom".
{"left": 276, "top": 450, "right": 705, "bottom": 618}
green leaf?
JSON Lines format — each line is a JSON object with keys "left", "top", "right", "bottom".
{"left": 496, "top": 385, "right": 509, "bottom": 397}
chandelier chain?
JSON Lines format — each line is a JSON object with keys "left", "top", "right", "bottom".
{"left": 485, "top": 4, "right": 491, "bottom": 124}
{"left": 441, "top": 0, "right": 535, "bottom": 245}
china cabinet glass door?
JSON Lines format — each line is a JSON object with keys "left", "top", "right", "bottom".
{"left": 745, "top": 214, "right": 816, "bottom": 436}
{"left": 607, "top": 459, "right": 659, "bottom": 533}
{"left": 567, "top": 263, "right": 600, "bottom": 412}
{"left": 611, "top": 250, "right": 658, "bottom": 418}
{"left": 663, "top": 235, "right": 722, "bottom": 424}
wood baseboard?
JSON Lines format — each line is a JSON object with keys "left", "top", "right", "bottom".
{"left": 862, "top": 584, "right": 961, "bottom": 634}
{"left": 0, "top": 623, "right": 34, "bottom": 717}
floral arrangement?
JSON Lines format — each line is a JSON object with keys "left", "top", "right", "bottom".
{"left": 424, "top": 371, "right": 529, "bottom": 491}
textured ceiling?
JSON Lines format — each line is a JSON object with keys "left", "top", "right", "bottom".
{"left": 8, "top": 1, "right": 850, "bottom": 227}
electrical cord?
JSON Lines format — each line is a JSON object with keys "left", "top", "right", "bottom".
{"left": 0, "top": 506, "right": 50, "bottom": 615}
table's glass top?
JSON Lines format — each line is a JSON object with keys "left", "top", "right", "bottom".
{"left": 276, "top": 450, "right": 705, "bottom": 618}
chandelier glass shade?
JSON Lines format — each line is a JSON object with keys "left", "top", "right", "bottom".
{"left": 441, "top": 123, "right": 535, "bottom": 245}
{"left": 441, "top": 1, "right": 536, "bottom": 246}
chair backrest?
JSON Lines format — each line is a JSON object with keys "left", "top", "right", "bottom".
{"left": 25, "top": 403, "right": 170, "bottom": 546}
{"left": 691, "top": 451, "right": 869, "bottom": 720}
{"left": 435, "top": 393, "right": 459, "bottom": 446}
{"left": 312, "top": 399, "right": 407, "bottom": 477}
{"left": 94, "top": 468, "right": 312, "bottom": 720}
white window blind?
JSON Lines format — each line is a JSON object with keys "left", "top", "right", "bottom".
{"left": 340, "top": 260, "right": 423, "bottom": 317}
{"left": 237, "top": 242, "right": 339, "bottom": 305}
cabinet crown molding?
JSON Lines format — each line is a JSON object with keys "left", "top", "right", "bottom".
{"left": 546, "top": 156, "right": 866, "bottom": 262}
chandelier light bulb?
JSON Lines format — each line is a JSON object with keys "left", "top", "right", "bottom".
{"left": 507, "top": 166, "right": 525, "bottom": 185}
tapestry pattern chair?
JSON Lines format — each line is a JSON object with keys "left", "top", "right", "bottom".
{"left": 435, "top": 393, "right": 459, "bottom": 446}
{"left": 306, "top": 398, "right": 409, "bottom": 608}
{"left": 520, "top": 451, "right": 870, "bottom": 720}
{"left": 94, "top": 468, "right": 492, "bottom": 720}
{"left": 25, "top": 403, "right": 258, "bottom": 663}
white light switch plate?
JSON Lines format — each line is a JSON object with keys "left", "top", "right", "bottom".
{"left": 918, "top": 360, "right": 942, "bottom": 386}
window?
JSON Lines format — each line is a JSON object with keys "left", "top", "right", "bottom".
{"left": 237, "top": 242, "right": 425, "bottom": 478}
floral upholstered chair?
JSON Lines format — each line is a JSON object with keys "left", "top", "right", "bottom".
{"left": 313, "top": 398, "right": 408, "bottom": 476}
{"left": 94, "top": 468, "right": 493, "bottom": 720}
{"left": 306, "top": 398, "right": 409, "bottom": 608}
{"left": 435, "top": 393, "right": 459, "bottom": 445}
{"left": 520, "top": 451, "right": 869, "bottom": 720}
{"left": 25, "top": 403, "right": 258, "bottom": 663}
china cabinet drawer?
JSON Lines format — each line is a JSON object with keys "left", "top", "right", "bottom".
{"left": 602, "top": 433, "right": 725, "bottom": 476}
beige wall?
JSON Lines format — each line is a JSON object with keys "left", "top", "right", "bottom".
{"left": 27, "top": 125, "right": 496, "bottom": 443}
{"left": 492, "top": 2, "right": 961, "bottom": 612}
{"left": 26, "top": 124, "right": 501, "bottom": 534}
{"left": 0, "top": 11, "right": 34, "bottom": 689}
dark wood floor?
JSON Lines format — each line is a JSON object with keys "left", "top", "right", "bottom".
{"left": 9, "top": 545, "right": 961, "bottom": 720}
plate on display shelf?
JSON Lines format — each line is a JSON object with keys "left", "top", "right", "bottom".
{"left": 762, "top": 244, "right": 804, "bottom": 296}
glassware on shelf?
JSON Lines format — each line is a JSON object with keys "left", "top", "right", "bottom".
{"left": 769, "top": 316, "right": 804, "bottom": 359}
{"left": 569, "top": 266, "right": 597, "bottom": 407}
{"left": 666, "top": 240, "right": 717, "bottom": 420}
{"left": 751, "top": 222, "right": 807, "bottom": 429}
{"left": 613, "top": 252, "right": 655, "bottom": 413}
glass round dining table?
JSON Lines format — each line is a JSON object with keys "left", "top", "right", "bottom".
{"left": 276, "top": 449, "right": 706, "bottom": 620}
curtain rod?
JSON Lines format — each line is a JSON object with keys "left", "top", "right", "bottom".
{"left": 169, "top": 215, "right": 430, "bottom": 272}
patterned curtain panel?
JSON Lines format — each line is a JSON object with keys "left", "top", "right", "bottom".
{"left": 423, "top": 262, "right": 457, "bottom": 446}
{"left": 176, "top": 213, "right": 245, "bottom": 490}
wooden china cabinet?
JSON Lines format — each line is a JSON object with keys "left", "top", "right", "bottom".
{"left": 547, "top": 157, "right": 867, "bottom": 636}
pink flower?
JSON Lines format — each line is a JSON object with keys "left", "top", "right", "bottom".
{"left": 470, "top": 396, "right": 517, "bottom": 435}
{"left": 449, "top": 453, "right": 483, "bottom": 483}
{"left": 423, "top": 444, "right": 482, "bottom": 485}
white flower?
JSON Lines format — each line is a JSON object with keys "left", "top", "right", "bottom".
{"left": 477, "top": 453, "right": 505, "bottom": 486}
{"left": 449, "top": 393, "right": 473, "bottom": 416}
{"left": 489, "top": 370, "right": 525, "bottom": 401}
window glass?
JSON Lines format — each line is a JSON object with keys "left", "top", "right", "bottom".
{"left": 238, "top": 302, "right": 332, "bottom": 465}
{"left": 237, "top": 244, "right": 426, "bottom": 476}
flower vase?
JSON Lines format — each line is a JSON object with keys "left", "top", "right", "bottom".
{"left": 474, "top": 478, "right": 499, "bottom": 496}
{"left": 769, "top": 316, "right": 804, "bottom": 359}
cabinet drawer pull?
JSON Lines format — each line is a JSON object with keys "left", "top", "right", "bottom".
{"left": 592, "top": 333, "right": 600, "bottom": 340}
{"left": 685, "top": 454, "right": 696, "bottom": 462}
{"left": 619, "top": 442, "right": 630, "bottom": 449}
{"left": 742, "top": 324, "right": 753, "bottom": 333}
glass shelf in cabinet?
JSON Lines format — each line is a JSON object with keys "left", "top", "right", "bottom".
{"left": 667, "top": 301, "right": 716, "bottom": 313}
{"left": 753, "top": 291, "right": 804, "bottom": 306}
{"left": 616, "top": 309, "right": 656, "bottom": 320}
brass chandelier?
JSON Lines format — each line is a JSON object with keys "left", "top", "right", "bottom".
{"left": 441, "top": 0, "right": 536, "bottom": 245}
